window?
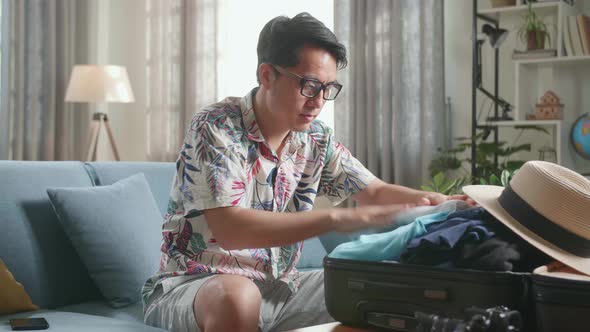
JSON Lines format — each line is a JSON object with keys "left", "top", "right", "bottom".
{"left": 217, "top": 0, "right": 335, "bottom": 130}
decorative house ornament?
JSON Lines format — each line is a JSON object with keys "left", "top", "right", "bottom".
{"left": 531, "top": 90, "right": 564, "bottom": 120}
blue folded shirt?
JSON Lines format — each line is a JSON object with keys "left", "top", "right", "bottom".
{"left": 328, "top": 211, "right": 451, "bottom": 261}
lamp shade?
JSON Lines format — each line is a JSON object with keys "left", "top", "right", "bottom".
{"left": 482, "top": 24, "right": 509, "bottom": 49}
{"left": 65, "top": 65, "right": 135, "bottom": 103}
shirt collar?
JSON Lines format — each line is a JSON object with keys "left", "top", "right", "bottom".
{"left": 240, "top": 87, "right": 305, "bottom": 151}
{"left": 240, "top": 88, "right": 264, "bottom": 143}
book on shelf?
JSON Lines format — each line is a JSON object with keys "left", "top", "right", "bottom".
{"left": 577, "top": 14, "right": 590, "bottom": 55}
{"left": 563, "top": 16, "right": 574, "bottom": 56}
{"left": 567, "top": 16, "right": 584, "bottom": 56}
{"left": 512, "top": 48, "right": 557, "bottom": 59}
{"left": 564, "top": 15, "right": 590, "bottom": 56}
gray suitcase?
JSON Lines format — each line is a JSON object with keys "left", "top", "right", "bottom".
{"left": 323, "top": 257, "right": 533, "bottom": 331}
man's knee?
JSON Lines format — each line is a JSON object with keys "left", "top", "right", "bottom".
{"left": 194, "top": 275, "right": 262, "bottom": 331}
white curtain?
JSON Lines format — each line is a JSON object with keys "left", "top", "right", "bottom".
{"left": 334, "top": 0, "right": 445, "bottom": 189}
{"left": 0, "top": 0, "right": 78, "bottom": 160}
{"left": 145, "top": 0, "right": 219, "bottom": 162}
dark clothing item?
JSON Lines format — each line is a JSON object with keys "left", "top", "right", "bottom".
{"left": 400, "top": 218, "right": 496, "bottom": 267}
{"left": 460, "top": 222, "right": 552, "bottom": 272}
{"left": 444, "top": 207, "right": 494, "bottom": 223}
{"left": 400, "top": 207, "right": 551, "bottom": 272}
{"left": 456, "top": 238, "right": 521, "bottom": 271}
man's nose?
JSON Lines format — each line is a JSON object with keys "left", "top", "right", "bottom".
{"left": 307, "top": 90, "right": 325, "bottom": 108}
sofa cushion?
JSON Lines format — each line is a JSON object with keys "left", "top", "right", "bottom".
{"left": 57, "top": 301, "right": 144, "bottom": 324}
{"left": 47, "top": 173, "right": 162, "bottom": 308}
{"left": 0, "top": 310, "right": 167, "bottom": 332}
{"left": 318, "top": 231, "right": 352, "bottom": 254}
{"left": 295, "top": 237, "right": 327, "bottom": 269}
{"left": 0, "top": 259, "right": 38, "bottom": 314}
{"left": 0, "top": 161, "right": 102, "bottom": 309}
{"left": 84, "top": 162, "right": 176, "bottom": 217}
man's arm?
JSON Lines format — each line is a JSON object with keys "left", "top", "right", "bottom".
{"left": 353, "top": 178, "right": 474, "bottom": 206}
{"left": 203, "top": 204, "right": 410, "bottom": 250}
{"left": 353, "top": 178, "right": 424, "bottom": 205}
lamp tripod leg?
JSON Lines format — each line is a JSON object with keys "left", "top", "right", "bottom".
{"left": 86, "top": 116, "right": 101, "bottom": 162}
{"left": 85, "top": 112, "right": 120, "bottom": 161}
{"left": 103, "top": 117, "right": 120, "bottom": 161}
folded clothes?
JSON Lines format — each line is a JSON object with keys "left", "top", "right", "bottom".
{"left": 329, "top": 211, "right": 451, "bottom": 261}
{"left": 337, "top": 200, "right": 470, "bottom": 242}
{"left": 400, "top": 210, "right": 496, "bottom": 267}
{"left": 386, "top": 200, "right": 471, "bottom": 229}
{"left": 401, "top": 208, "right": 551, "bottom": 272}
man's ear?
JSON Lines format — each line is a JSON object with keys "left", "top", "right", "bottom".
{"left": 258, "top": 63, "right": 276, "bottom": 89}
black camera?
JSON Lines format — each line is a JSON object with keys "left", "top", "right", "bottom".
{"left": 415, "top": 306, "right": 522, "bottom": 332}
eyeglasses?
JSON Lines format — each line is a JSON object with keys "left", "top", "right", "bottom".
{"left": 272, "top": 65, "right": 343, "bottom": 101}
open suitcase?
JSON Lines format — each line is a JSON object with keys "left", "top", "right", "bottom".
{"left": 324, "top": 257, "right": 590, "bottom": 331}
{"left": 323, "top": 257, "right": 534, "bottom": 331}
{"left": 531, "top": 272, "right": 590, "bottom": 332}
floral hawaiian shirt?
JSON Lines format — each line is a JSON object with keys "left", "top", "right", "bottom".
{"left": 142, "top": 88, "right": 376, "bottom": 303}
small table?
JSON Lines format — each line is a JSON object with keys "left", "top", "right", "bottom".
{"left": 286, "top": 322, "right": 368, "bottom": 332}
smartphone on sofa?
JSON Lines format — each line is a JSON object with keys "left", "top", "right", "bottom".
{"left": 9, "top": 318, "right": 49, "bottom": 330}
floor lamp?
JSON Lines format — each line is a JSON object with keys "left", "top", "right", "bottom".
{"left": 471, "top": 2, "right": 510, "bottom": 180}
{"left": 65, "top": 65, "right": 134, "bottom": 161}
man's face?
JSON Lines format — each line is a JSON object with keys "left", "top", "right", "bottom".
{"left": 267, "top": 45, "right": 338, "bottom": 132}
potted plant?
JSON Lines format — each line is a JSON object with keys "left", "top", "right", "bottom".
{"left": 422, "top": 125, "right": 549, "bottom": 193}
{"left": 517, "top": 2, "right": 551, "bottom": 50}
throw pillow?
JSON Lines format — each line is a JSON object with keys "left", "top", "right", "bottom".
{"left": 47, "top": 173, "right": 163, "bottom": 308}
{"left": 0, "top": 259, "right": 39, "bottom": 314}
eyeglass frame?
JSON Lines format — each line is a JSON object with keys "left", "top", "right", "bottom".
{"left": 270, "top": 65, "right": 343, "bottom": 101}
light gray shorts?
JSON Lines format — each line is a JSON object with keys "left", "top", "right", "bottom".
{"left": 144, "top": 270, "right": 334, "bottom": 332}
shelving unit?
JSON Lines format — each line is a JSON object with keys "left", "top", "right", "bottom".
{"left": 474, "top": 0, "right": 590, "bottom": 174}
{"left": 478, "top": 1, "right": 562, "bottom": 17}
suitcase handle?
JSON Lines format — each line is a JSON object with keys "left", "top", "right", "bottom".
{"left": 366, "top": 312, "right": 418, "bottom": 331}
{"left": 349, "top": 278, "right": 449, "bottom": 301}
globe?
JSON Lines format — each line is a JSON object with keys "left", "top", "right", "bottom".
{"left": 571, "top": 113, "right": 590, "bottom": 160}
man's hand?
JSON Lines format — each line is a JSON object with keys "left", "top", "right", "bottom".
{"left": 329, "top": 204, "right": 414, "bottom": 233}
{"left": 417, "top": 193, "right": 476, "bottom": 206}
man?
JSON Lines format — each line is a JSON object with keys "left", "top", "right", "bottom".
{"left": 143, "top": 12, "right": 471, "bottom": 332}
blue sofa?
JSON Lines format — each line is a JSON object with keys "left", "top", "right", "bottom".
{"left": 0, "top": 161, "right": 337, "bottom": 331}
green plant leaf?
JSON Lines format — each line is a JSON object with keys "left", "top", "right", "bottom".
{"left": 506, "top": 160, "right": 526, "bottom": 170}
{"left": 439, "top": 179, "right": 457, "bottom": 195}
{"left": 477, "top": 142, "right": 506, "bottom": 154}
{"left": 433, "top": 172, "right": 445, "bottom": 187}
{"left": 446, "top": 147, "right": 468, "bottom": 154}
{"left": 502, "top": 144, "right": 531, "bottom": 156}
{"left": 489, "top": 174, "right": 501, "bottom": 186}
{"left": 420, "top": 185, "right": 435, "bottom": 192}
{"left": 501, "top": 169, "right": 511, "bottom": 186}
{"left": 514, "top": 125, "right": 549, "bottom": 135}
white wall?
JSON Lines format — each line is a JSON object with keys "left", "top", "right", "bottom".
{"left": 100, "top": 0, "right": 147, "bottom": 161}
{"left": 104, "top": 0, "right": 148, "bottom": 161}
{"left": 444, "top": 1, "right": 473, "bottom": 145}
{"left": 84, "top": 0, "right": 148, "bottom": 161}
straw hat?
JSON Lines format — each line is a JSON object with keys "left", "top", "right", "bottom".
{"left": 533, "top": 261, "right": 590, "bottom": 281}
{"left": 463, "top": 161, "right": 590, "bottom": 275}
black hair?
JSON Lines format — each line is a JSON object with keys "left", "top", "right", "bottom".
{"left": 256, "top": 12, "right": 347, "bottom": 84}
